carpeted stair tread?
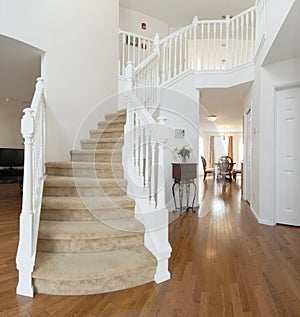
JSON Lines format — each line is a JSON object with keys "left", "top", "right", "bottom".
{"left": 70, "top": 149, "right": 122, "bottom": 155}
{"left": 33, "top": 246, "right": 156, "bottom": 281}
{"left": 42, "top": 196, "right": 135, "bottom": 210}
{"left": 44, "top": 176, "right": 127, "bottom": 188}
{"left": 81, "top": 137, "right": 124, "bottom": 144}
{"left": 46, "top": 161, "right": 123, "bottom": 169}
{"left": 39, "top": 219, "right": 144, "bottom": 240}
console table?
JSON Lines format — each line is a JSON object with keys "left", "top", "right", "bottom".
{"left": 172, "top": 163, "right": 197, "bottom": 215}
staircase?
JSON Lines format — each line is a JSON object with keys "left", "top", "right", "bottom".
{"left": 31, "top": 110, "right": 157, "bottom": 295}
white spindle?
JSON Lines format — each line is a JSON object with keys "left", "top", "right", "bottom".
{"left": 201, "top": 23, "right": 204, "bottom": 70}
{"left": 219, "top": 22, "right": 223, "bottom": 70}
{"left": 245, "top": 13, "right": 249, "bottom": 62}
{"left": 207, "top": 23, "right": 211, "bottom": 69}
{"left": 150, "top": 142, "right": 156, "bottom": 206}
{"left": 213, "top": 23, "right": 217, "bottom": 70}
{"left": 188, "top": 28, "right": 192, "bottom": 69}
{"left": 184, "top": 31, "right": 188, "bottom": 71}
{"left": 179, "top": 33, "right": 183, "bottom": 74}
{"left": 231, "top": 19, "right": 235, "bottom": 68}
{"left": 162, "top": 42, "right": 166, "bottom": 83}
{"left": 235, "top": 18, "right": 239, "bottom": 66}
{"left": 174, "top": 36, "right": 178, "bottom": 76}
{"left": 251, "top": 10, "right": 254, "bottom": 59}
{"left": 122, "top": 33, "right": 126, "bottom": 76}
{"left": 241, "top": 15, "right": 244, "bottom": 64}
{"left": 225, "top": 15, "right": 230, "bottom": 69}
{"left": 145, "top": 131, "right": 150, "bottom": 187}
{"left": 127, "top": 35, "right": 131, "bottom": 66}
{"left": 139, "top": 126, "right": 144, "bottom": 177}
{"left": 168, "top": 39, "right": 172, "bottom": 80}
{"left": 193, "top": 16, "right": 198, "bottom": 70}
{"left": 133, "top": 36, "right": 136, "bottom": 66}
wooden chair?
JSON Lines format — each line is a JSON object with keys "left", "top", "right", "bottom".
{"left": 201, "top": 156, "right": 215, "bottom": 180}
{"left": 216, "top": 156, "right": 234, "bottom": 182}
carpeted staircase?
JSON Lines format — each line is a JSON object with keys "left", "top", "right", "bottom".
{"left": 32, "top": 110, "right": 157, "bottom": 295}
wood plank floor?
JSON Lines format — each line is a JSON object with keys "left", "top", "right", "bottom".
{"left": 0, "top": 180, "right": 299, "bottom": 316}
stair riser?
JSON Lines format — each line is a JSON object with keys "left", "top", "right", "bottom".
{"left": 37, "top": 235, "right": 143, "bottom": 253}
{"left": 41, "top": 209, "right": 97, "bottom": 221}
{"left": 33, "top": 266, "right": 155, "bottom": 295}
{"left": 105, "top": 114, "right": 126, "bottom": 121}
{"left": 43, "top": 186, "right": 127, "bottom": 197}
{"left": 71, "top": 153, "right": 122, "bottom": 163}
{"left": 46, "top": 167, "right": 124, "bottom": 178}
{"left": 98, "top": 122, "right": 125, "bottom": 130}
{"left": 90, "top": 131, "right": 124, "bottom": 139}
{"left": 81, "top": 142, "right": 123, "bottom": 150}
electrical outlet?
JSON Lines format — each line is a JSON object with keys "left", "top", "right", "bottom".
{"left": 175, "top": 129, "right": 185, "bottom": 138}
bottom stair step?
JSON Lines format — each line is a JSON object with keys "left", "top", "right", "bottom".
{"left": 33, "top": 246, "right": 157, "bottom": 295}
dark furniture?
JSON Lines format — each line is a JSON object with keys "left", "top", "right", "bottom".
{"left": 201, "top": 156, "right": 215, "bottom": 180}
{"left": 0, "top": 148, "right": 24, "bottom": 190}
{"left": 172, "top": 163, "right": 197, "bottom": 215}
{"left": 215, "top": 156, "right": 235, "bottom": 182}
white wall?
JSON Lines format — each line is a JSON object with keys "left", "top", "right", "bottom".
{"left": 119, "top": 7, "right": 169, "bottom": 39}
{"left": 159, "top": 74, "right": 200, "bottom": 210}
{"left": 258, "top": 57, "right": 300, "bottom": 225}
{"left": 0, "top": 105, "right": 26, "bottom": 148}
{"left": 0, "top": 0, "right": 119, "bottom": 161}
{"left": 242, "top": 0, "right": 297, "bottom": 223}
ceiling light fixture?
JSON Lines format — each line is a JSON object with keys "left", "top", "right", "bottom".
{"left": 207, "top": 114, "right": 217, "bottom": 122}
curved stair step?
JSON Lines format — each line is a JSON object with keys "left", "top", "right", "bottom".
{"left": 44, "top": 176, "right": 127, "bottom": 197}
{"left": 32, "top": 246, "right": 156, "bottom": 295}
{"left": 46, "top": 161, "right": 124, "bottom": 178}
{"left": 70, "top": 149, "right": 122, "bottom": 163}
{"left": 38, "top": 220, "right": 144, "bottom": 253}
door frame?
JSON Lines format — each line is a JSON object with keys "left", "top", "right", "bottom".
{"left": 274, "top": 82, "right": 300, "bottom": 225}
{"left": 243, "top": 103, "right": 252, "bottom": 203}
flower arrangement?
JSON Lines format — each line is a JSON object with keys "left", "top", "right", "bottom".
{"left": 174, "top": 145, "right": 192, "bottom": 160}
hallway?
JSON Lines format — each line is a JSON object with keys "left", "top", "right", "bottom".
{"left": 0, "top": 181, "right": 299, "bottom": 316}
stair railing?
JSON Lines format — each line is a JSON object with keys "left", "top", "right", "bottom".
{"left": 119, "top": 29, "right": 154, "bottom": 77}
{"left": 16, "top": 77, "right": 46, "bottom": 297}
{"left": 158, "top": 0, "right": 265, "bottom": 84}
{"left": 123, "top": 34, "right": 172, "bottom": 283}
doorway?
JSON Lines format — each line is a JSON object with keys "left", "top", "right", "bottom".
{"left": 276, "top": 86, "right": 300, "bottom": 226}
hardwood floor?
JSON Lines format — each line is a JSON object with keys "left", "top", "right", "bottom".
{"left": 0, "top": 180, "right": 299, "bottom": 316}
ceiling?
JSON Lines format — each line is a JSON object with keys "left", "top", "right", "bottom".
{"left": 263, "top": 0, "right": 300, "bottom": 65}
{"left": 0, "top": 35, "right": 42, "bottom": 110}
{"left": 120, "top": 0, "right": 255, "bottom": 27}
{"left": 199, "top": 82, "right": 252, "bottom": 133}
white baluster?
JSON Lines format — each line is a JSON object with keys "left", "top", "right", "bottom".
{"left": 193, "top": 16, "right": 198, "bottom": 70}
{"left": 251, "top": 10, "right": 254, "bottom": 59}
{"left": 135, "top": 117, "right": 140, "bottom": 168}
{"left": 145, "top": 129, "right": 150, "bottom": 187}
{"left": 174, "top": 36, "right": 178, "bottom": 76}
{"left": 127, "top": 35, "right": 131, "bottom": 66}
{"left": 122, "top": 33, "right": 126, "bottom": 76}
{"left": 245, "top": 13, "right": 249, "bottom": 63}
{"left": 168, "top": 39, "right": 172, "bottom": 80}
{"left": 241, "top": 15, "right": 244, "bottom": 65}
{"left": 137, "top": 38, "right": 141, "bottom": 65}
{"left": 162, "top": 41, "right": 167, "bottom": 83}
{"left": 213, "top": 22, "right": 217, "bottom": 70}
{"left": 219, "top": 22, "right": 223, "bottom": 70}
{"left": 225, "top": 15, "right": 230, "bottom": 70}
{"left": 201, "top": 23, "right": 204, "bottom": 70}
{"left": 179, "top": 33, "right": 183, "bottom": 74}
{"left": 133, "top": 36, "right": 136, "bottom": 66}
{"left": 235, "top": 18, "right": 239, "bottom": 66}
{"left": 231, "top": 19, "right": 235, "bottom": 67}
{"left": 156, "top": 117, "right": 168, "bottom": 210}
{"left": 150, "top": 141, "right": 156, "bottom": 206}
{"left": 188, "top": 28, "right": 192, "bottom": 68}
{"left": 207, "top": 23, "right": 210, "bottom": 69}
{"left": 184, "top": 31, "right": 188, "bottom": 71}
{"left": 139, "top": 125, "right": 144, "bottom": 178}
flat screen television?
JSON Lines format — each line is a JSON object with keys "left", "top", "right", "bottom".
{"left": 0, "top": 148, "right": 24, "bottom": 167}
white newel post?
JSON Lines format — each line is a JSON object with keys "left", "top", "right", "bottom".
{"left": 16, "top": 108, "right": 35, "bottom": 297}
{"left": 144, "top": 115, "right": 171, "bottom": 284}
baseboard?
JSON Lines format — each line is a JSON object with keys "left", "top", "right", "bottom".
{"left": 258, "top": 219, "right": 276, "bottom": 226}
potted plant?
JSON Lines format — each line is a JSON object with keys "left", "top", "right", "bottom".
{"left": 174, "top": 145, "right": 192, "bottom": 162}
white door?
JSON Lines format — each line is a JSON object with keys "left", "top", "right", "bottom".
{"left": 277, "top": 86, "right": 300, "bottom": 226}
